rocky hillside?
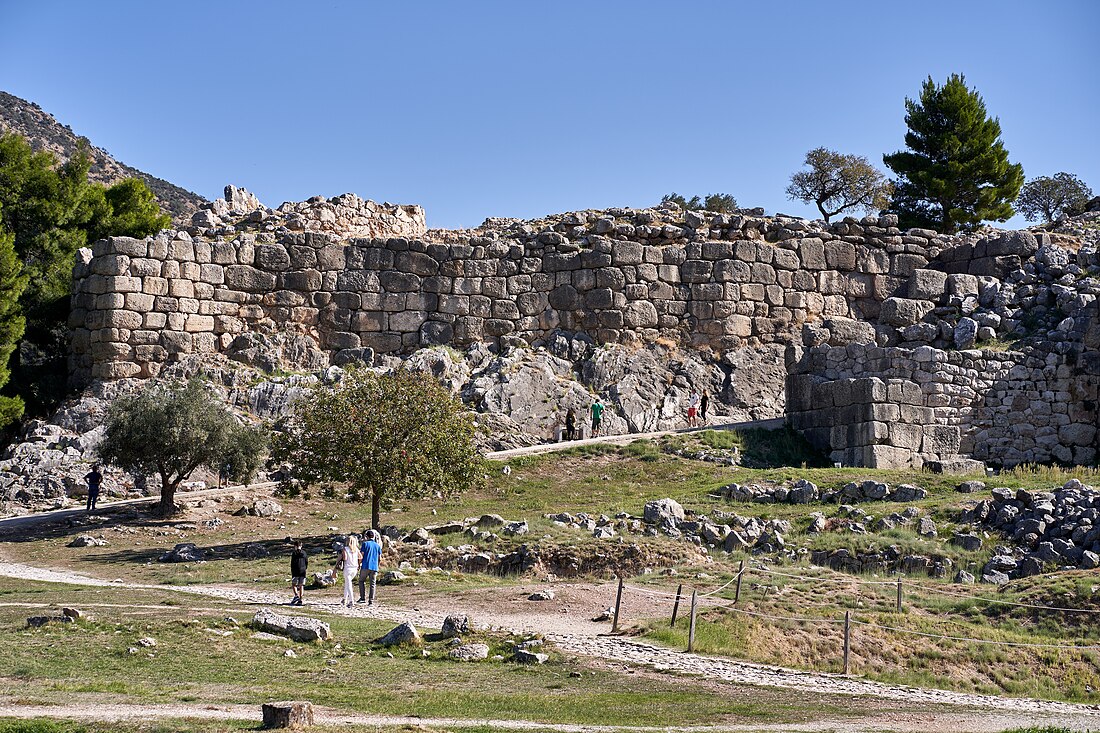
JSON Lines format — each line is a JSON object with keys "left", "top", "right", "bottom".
{"left": 0, "top": 90, "right": 206, "bottom": 223}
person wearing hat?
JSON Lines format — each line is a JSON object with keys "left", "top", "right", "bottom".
{"left": 358, "top": 530, "right": 383, "bottom": 605}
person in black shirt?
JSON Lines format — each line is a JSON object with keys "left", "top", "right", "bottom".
{"left": 85, "top": 465, "right": 103, "bottom": 512}
{"left": 564, "top": 408, "right": 577, "bottom": 441}
{"left": 289, "top": 540, "right": 308, "bottom": 606}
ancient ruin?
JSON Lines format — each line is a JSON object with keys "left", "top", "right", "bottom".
{"left": 63, "top": 186, "right": 1100, "bottom": 472}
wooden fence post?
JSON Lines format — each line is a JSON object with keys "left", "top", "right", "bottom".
{"left": 843, "top": 610, "right": 851, "bottom": 675}
{"left": 734, "top": 559, "right": 746, "bottom": 604}
{"left": 896, "top": 577, "right": 903, "bottom": 613}
{"left": 612, "top": 575, "right": 624, "bottom": 633}
{"left": 687, "top": 590, "right": 698, "bottom": 653}
{"left": 670, "top": 583, "right": 683, "bottom": 627}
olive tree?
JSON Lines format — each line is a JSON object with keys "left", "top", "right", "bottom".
{"left": 786, "top": 147, "right": 893, "bottom": 223}
{"left": 273, "top": 368, "right": 483, "bottom": 529}
{"left": 1016, "top": 173, "right": 1093, "bottom": 223}
{"left": 98, "top": 379, "right": 267, "bottom": 516}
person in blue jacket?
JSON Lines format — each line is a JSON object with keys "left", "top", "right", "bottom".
{"left": 358, "top": 530, "right": 383, "bottom": 605}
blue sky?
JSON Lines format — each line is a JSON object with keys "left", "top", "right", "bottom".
{"left": 1, "top": 0, "right": 1097, "bottom": 230}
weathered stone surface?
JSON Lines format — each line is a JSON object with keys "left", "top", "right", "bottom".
{"left": 252, "top": 608, "right": 332, "bottom": 642}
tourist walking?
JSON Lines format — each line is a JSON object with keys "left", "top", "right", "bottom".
{"left": 358, "top": 529, "right": 382, "bottom": 605}
{"left": 590, "top": 398, "right": 604, "bottom": 437}
{"left": 333, "top": 535, "right": 361, "bottom": 607}
{"left": 289, "top": 539, "right": 308, "bottom": 606}
{"left": 687, "top": 391, "right": 700, "bottom": 428}
{"left": 701, "top": 389, "right": 710, "bottom": 424}
{"left": 564, "top": 407, "right": 577, "bottom": 441}
{"left": 85, "top": 464, "right": 102, "bottom": 512}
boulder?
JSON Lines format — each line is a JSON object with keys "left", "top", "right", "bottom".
{"left": 251, "top": 499, "right": 283, "bottom": 518}
{"left": 252, "top": 608, "right": 331, "bottom": 642}
{"left": 643, "top": 498, "right": 685, "bottom": 528}
{"left": 528, "top": 589, "right": 555, "bottom": 601}
{"left": 514, "top": 649, "right": 549, "bottom": 664}
{"left": 441, "top": 614, "right": 470, "bottom": 638}
{"left": 160, "top": 543, "right": 205, "bottom": 563}
{"left": 502, "top": 520, "right": 529, "bottom": 536}
{"left": 378, "top": 570, "right": 407, "bottom": 585}
{"left": 376, "top": 622, "right": 422, "bottom": 647}
{"left": 956, "top": 480, "right": 986, "bottom": 494}
{"left": 68, "top": 535, "right": 107, "bottom": 548}
{"left": 951, "top": 533, "right": 983, "bottom": 552}
{"left": 448, "top": 643, "right": 489, "bottom": 661}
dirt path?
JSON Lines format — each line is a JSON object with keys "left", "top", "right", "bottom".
{"left": 0, "top": 701, "right": 1098, "bottom": 733}
{"left": 484, "top": 418, "right": 785, "bottom": 461}
{"left": 3, "top": 558, "right": 1100, "bottom": 728}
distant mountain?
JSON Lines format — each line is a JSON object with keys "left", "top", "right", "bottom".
{"left": 0, "top": 90, "right": 206, "bottom": 223}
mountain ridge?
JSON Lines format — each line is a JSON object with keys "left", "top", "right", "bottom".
{"left": 0, "top": 90, "right": 206, "bottom": 223}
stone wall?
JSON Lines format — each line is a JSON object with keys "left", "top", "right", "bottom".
{"left": 69, "top": 209, "right": 939, "bottom": 385}
{"left": 787, "top": 334, "right": 1100, "bottom": 468}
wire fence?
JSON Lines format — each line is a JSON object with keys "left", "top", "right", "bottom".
{"left": 610, "top": 559, "right": 1100, "bottom": 668}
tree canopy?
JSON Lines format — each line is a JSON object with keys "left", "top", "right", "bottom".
{"left": 786, "top": 147, "right": 893, "bottom": 223}
{"left": 273, "top": 368, "right": 483, "bottom": 529}
{"left": 98, "top": 379, "right": 267, "bottom": 516}
{"left": 0, "top": 132, "right": 169, "bottom": 428}
{"left": 1016, "top": 173, "right": 1093, "bottom": 223}
{"left": 883, "top": 74, "right": 1024, "bottom": 234}
{"left": 659, "top": 192, "right": 738, "bottom": 213}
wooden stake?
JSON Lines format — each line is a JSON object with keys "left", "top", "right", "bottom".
{"left": 612, "top": 575, "right": 624, "bottom": 633}
{"left": 734, "top": 559, "right": 745, "bottom": 604}
{"left": 670, "top": 583, "right": 683, "bottom": 627}
{"left": 687, "top": 590, "right": 698, "bottom": 653}
{"left": 843, "top": 610, "right": 851, "bottom": 675}
{"left": 896, "top": 577, "right": 903, "bottom": 613}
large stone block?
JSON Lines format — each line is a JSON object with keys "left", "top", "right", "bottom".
{"left": 880, "top": 297, "right": 934, "bottom": 327}
{"left": 907, "top": 269, "right": 948, "bottom": 300}
{"left": 225, "top": 265, "right": 277, "bottom": 292}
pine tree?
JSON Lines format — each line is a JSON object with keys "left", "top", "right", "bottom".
{"left": 883, "top": 74, "right": 1024, "bottom": 234}
{"left": 0, "top": 212, "right": 28, "bottom": 429}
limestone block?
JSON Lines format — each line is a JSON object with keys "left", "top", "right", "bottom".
{"left": 282, "top": 269, "right": 323, "bottom": 291}
{"left": 169, "top": 239, "right": 195, "bottom": 261}
{"left": 143, "top": 312, "right": 167, "bottom": 329}
{"left": 492, "top": 299, "right": 520, "bottom": 320}
{"left": 104, "top": 276, "right": 141, "bottom": 293}
{"left": 212, "top": 241, "right": 237, "bottom": 265}
{"left": 99, "top": 236, "right": 148, "bottom": 257}
{"left": 880, "top": 297, "right": 934, "bottom": 327}
{"left": 861, "top": 444, "right": 915, "bottom": 469}
{"left": 129, "top": 258, "right": 163, "bottom": 278}
{"left": 124, "top": 293, "right": 154, "bottom": 312}
{"left": 184, "top": 314, "right": 215, "bottom": 332}
{"left": 193, "top": 333, "right": 218, "bottom": 354}
{"left": 254, "top": 243, "right": 291, "bottom": 271}
{"left": 104, "top": 310, "right": 143, "bottom": 330}
{"left": 352, "top": 311, "right": 385, "bottom": 332}
{"left": 922, "top": 425, "right": 961, "bottom": 455}
{"left": 168, "top": 279, "right": 194, "bottom": 298}
{"left": 714, "top": 259, "right": 751, "bottom": 282}
{"left": 317, "top": 244, "right": 346, "bottom": 270}
{"left": 198, "top": 264, "right": 225, "bottom": 284}
{"left": 890, "top": 423, "right": 925, "bottom": 451}
{"left": 92, "top": 361, "right": 141, "bottom": 379}
{"left": 225, "top": 265, "right": 277, "bottom": 292}
{"left": 91, "top": 255, "right": 130, "bottom": 276}
{"left": 907, "top": 269, "right": 948, "bottom": 300}
{"left": 96, "top": 293, "right": 126, "bottom": 310}
{"left": 162, "top": 261, "right": 180, "bottom": 278}
{"left": 585, "top": 288, "right": 615, "bottom": 309}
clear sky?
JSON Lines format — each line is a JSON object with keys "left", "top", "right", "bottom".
{"left": 1, "top": 0, "right": 1097, "bottom": 230}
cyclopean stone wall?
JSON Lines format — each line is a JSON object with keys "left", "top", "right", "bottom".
{"left": 65, "top": 194, "right": 1100, "bottom": 468}
{"left": 68, "top": 208, "right": 938, "bottom": 385}
{"left": 786, "top": 322, "right": 1100, "bottom": 469}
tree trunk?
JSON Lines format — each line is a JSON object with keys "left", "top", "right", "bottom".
{"left": 157, "top": 477, "right": 180, "bottom": 516}
{"left": 371, "top": 490, "right": 381, "bottom": 530}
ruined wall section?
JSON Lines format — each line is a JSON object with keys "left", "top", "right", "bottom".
{"left": 68, "top": 212, "right": 941, "bottom": 386}
{"left": 787, "top": 338, "right": 1099, "bottom": 469}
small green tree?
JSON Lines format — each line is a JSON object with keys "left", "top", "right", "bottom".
{"left": 786, "top": 147, "right": 893, "bottom": 223}
{"left": 98, "top": 380, "right": 268, "bottom": 516}
{"left": 273, "top": 369, "right": 483, "bottom": 529}
{"left": 0, "top": 214, "right": 28, "bottom": 430}
{"left": 659, "top": 192, "right": 738, "bottom": 213}
{"left": 883, "top": 74, "right": 1024, "bottom": 234}
{"left": 1016, "top": 173, "right": 1093, "bottom": 223}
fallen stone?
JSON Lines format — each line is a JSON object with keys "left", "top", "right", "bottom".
{"left": 252, "top": 608, "right": 331, "bottom": 642}
{"left": 448, "top": 643, "right": 489, "bottom": 661}
{"left": 528, "top": 589, "right": 555, "bottom": 601}
{"left": 68, "top": 535, "right": 107, "bottom": 548}
{"left": 261, "top": 700, "right": 313, "bottom": 729}
{"left": 441, "top": 614, "right": 470, "bottom": 638}
{"left": 514, "top": 649, "right": 549, "bottom": 664}
{"left": 376, "top": 622, "right": 422, "bottom": 647}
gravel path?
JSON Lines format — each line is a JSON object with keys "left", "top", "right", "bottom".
{"left": 3, "top": 558, "right": 1100, "bottom": 728}
{"left": 0, "top": 701, "right": 1098, "bottom": 733}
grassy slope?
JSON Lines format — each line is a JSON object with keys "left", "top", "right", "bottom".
{"left": 4, "top": 438, "right": 1100, "bottom": 707}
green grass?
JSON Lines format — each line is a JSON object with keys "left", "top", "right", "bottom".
{"left": 0, "top": 603, "right": 844, "bottom": 728}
